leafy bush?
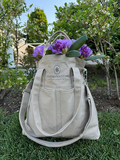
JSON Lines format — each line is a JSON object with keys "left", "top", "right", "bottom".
{"left": 19, "top": 47, "right": 36, "bottom": 81}
{"left": 23, "top": 7, "right": 48, "bottom": 43}
{"left": 0, "top": 69, "right": 28, "bottom": 91}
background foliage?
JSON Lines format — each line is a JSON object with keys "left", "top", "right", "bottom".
{"left": 53, "top": 0, "right": 120, "bottom": 99}
{"left": 0, "top": 0, "right": 31, "bottom": 68}
{"left": 23, "top": 7, "right": 48, "bottom": 43}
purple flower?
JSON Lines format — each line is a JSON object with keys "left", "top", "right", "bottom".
{"left": 66, "top": 19, "right": 70, "bottom": 22}
{"left": 79, "top": 44, "right": 92, "bottom": 58}
{"left": 33, "top": 45, "right": 44, "bottom": 57}
{"left": 33, "top": 39, "right": 92, "bottom": 61}
{"left": 52, "top": 49, "right": 58, "bottom": 54}
{"left": 48, "top": 44, "right": 58, "bottom": 54}
{"left": 63, "top": 39, "right": 76, "bottom": 47}
{"left": 71, "top": 39, "right": 76, "bottom": 43}
{"left": 54, "top": 39, "right": 67, "bottom": 53}
{"left": 62, "top": 39, "right": 72, "bottom": 47}
{"left": 48, "top": 45, "right": 53, "bottom": 51}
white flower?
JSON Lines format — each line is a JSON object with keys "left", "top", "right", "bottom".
{"left": 106, "top": 11, "right": 110, "bottom": 15}
{"left": 88, "top": 28, "right": 91, "bottom": 31}
{"left": 92, "top": 21, "right": 96, "bottom": 25}
{"left": 17, "top": 77, "right": 22, "bottom": 80}
{"left": 83, "top": 31, "right": 88, "bottom": 34}
{"left": 102, "top": 26, "right": 105, "bottom": 29}
{"left": 107, "top": 24, "right": 109, "bottom": 28}
{"left": 70, "top": 18, "right": 74, "bottom": 21}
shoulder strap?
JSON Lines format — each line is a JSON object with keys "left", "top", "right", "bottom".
{"left": 19, "top": 69, "right": 93, "bottom": 147}
{"left": 32, "top": 68, "right": 82, "bottom": 136}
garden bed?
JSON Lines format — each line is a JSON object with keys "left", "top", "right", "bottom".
{"left": 0, "top": 66, "right": 120, "bottom": 114}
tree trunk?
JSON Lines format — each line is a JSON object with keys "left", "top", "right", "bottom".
{"left": 104, "top": 59, "right": 112, "bottom": 99}
{"left": 113, "top": 64, "right": 120, "bottom": 100}
{"left": 16, "top": 18, "right": 18, "bottom": 69}
{"left": 1, "top": 27, "right": 5, "bottom": 68}
{"left": 106, "top": 71, "right": 111, "bottom": 99}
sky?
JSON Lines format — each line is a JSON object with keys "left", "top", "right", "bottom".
{"left": 20, "top": 0, "right": 77, "bottom": 28}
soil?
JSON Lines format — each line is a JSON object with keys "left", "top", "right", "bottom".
{"left": 0, "top": 88, "right": 22, "bottom": 115}
{"left": 92, "top": 87, "right": 120, "bottom": 112}
{"left": 0, "top": 66, "right": 120, "bottom": 115}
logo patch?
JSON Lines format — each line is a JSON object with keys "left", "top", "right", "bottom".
{"left": 54, "top": 65, "right": 61, "bottom": 74}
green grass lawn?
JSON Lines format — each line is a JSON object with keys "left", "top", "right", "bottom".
{"left": 0, "top": 109, "right": 120, "bottom": 160}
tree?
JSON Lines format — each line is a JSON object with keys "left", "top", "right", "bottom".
{"left": 0, "top": 0, "right": 31, "bottom": 68}
{"left": 53, "top": 0, "right": 120, "bottom": 99}
{"left": 53, "top": 2, "right": 81, "bottom": 39}
{"left": 10, "top": 0, "right": 30, "bottom": 68}
{"left": 24, "top": 7, "right": 48, "bottom": 43}
{"left": 108, "top": 0, "right": 120, "bottom": 17}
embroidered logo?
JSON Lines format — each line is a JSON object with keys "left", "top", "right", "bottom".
{"left": 54, "top": 65, "right": 61, "bottom": 74}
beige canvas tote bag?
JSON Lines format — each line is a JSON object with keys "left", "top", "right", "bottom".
{"left": 19, "top": 31, "right": 100, "bottom": 147}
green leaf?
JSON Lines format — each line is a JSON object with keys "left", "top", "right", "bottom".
{"left": 64, "top": 2, "right": 67, "bottom": 7}
{"left": 46, "top": 50, "right": 52, "bottom": 55}
{"left": 55, "top": 53, "right": 62, "bottom": 55}
{"left": 52, "top": 46, "right": 55, "bottom": 49}
{"left": 37, "top": 55, "right": 42, "bottom": 59}
{"left": 85, "top": 55, "right": 105, "bottom": 61}
{"left": 29, "top": 4, "right": 33, "bottom": 8}
{"left": 29, "top": 56, "right": 37, "bottom": 60}
{"left": 97, "top": 4, "right": 100, "bottom": 9}
{"left": 66, "top": 50, "right": 81, "bottom": 57}
{"left": 68, "top": 35, "right": 87, "bottom": 51}
{"left": 113, "top": 129, "right": 120, "bottom": 136}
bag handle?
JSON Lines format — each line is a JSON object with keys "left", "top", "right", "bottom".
{"left": 32, "top": 67, "right": 81, "bottom": 136}
{"left": 43, "top": 31, "right": 70, "bottom": 56}
{"left": 48, "top": 31, "right": 70, "bottom": 43}
{"left": 19, "top": 80, "right": 92, "bottom": 147}
{"left": 52, "top": 34, "right": 69, "bottom": 44}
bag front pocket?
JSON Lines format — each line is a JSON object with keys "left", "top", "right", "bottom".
{"left": 39, "top": 87, "right": 57, "bottom": 134}
{"left": 60, "top": 88, "right": 74, "bottom": 127}
{"left": 38, "top": 87, "right": 75, "bottom": 136}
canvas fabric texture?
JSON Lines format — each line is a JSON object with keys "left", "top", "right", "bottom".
{"left": 19, "top": 31, "right": 100, "bottom": 147}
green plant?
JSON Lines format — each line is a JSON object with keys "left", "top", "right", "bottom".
{"left": 53, "top": 2, "right": 82, "bottom": 39}
{"left": 19, "top": 49, "right": 36, "bottom": 81}
{"left": 88, "top": 74, "right": 107, "bottom": 88}
{"left": 96, "top": 64, "right": 103, "bottom": 70}
{"left": 53, "top": 0, "right": 120, "bottom": 99}
{"left": 0, "top": 69, "right": 28, "bottom": 90}
{"left": 23, "top": 7, "right": 48, "bottom": 43}
{"left": 0, "top": 0, "right": 32, "bottom": 68}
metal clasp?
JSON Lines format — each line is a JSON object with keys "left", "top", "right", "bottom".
{"left": 83, "top": 68, "right": 87, "bottom": 83}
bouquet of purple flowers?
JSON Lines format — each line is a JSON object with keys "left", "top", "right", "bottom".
{"left": 33, "top": 35, "right": 105, "bottom": 61}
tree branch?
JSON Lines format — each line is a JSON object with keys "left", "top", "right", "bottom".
{"left": 100, "top": 38, "right": 105, "bottom": 54}
{"left": 93, "top": 38, "right": 100, "bottom": 52}
{"left": 99, "top": 0, "right": 104, "bottom": 7}
{"left": 111, "top": 15, "right": 120, "bottom": 29}
{"left": 102, "top": 39, "right": 117, "bottom": 54}
{"left": 110, "top": 62, "right": 120, "bottom": 78}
